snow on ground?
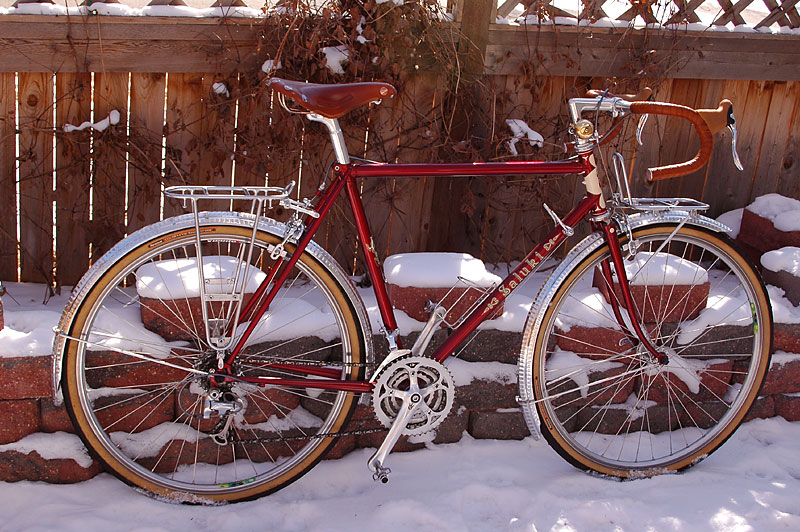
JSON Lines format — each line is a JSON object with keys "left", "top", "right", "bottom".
{"left": 2, "top": 418, "right": 800, "bottom": 531}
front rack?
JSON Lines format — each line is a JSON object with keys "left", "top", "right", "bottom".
{"left": 608, "top": 152, "right": 709, "bottom": 213}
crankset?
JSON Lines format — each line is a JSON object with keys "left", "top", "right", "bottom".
{"left": 367, "top": 355, "right": 455, "bottom": 483}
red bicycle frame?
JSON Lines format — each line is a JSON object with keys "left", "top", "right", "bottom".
{"left": 219, "top": 153, "right": 610, "bottom": 392}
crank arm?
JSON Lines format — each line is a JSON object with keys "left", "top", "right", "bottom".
{"left": 367, "top": 392, "right": 419, "bottom": 483}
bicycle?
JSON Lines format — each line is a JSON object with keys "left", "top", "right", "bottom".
{"left": 52, "top": 78, "right": 773, "bottom": 503}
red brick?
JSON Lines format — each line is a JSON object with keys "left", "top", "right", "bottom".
{"left": 39, "top": 398, "right": 75, "bottom": 434}
{"left": 593, "top": 267, "right": 710, "bottom": 323}
{"left": 387, "top": 283, "right": 503, "bottom": 325}
{"left": 577, "top": 402, "right": 677, "bottom": 435}
{"left": 774, "top": 323, "right": 800, "bottom": 355}
{"left": 85, "top": 349, "right": 192, "bottom": 389}
{"left": 456, "top": 379, "right": 518, "bottom": 410}
{"left": 546, "top": 360, "right": 636, "bottom": 408}
{"left": 556, "top": 326, "right": 631, "bottom": 359}
{"left": 0, "top": 400, "right": 40, "bottom": 444}
{"left": 0, "top": 450, "right": 102, "bottom": 483}
{"left": 0, "top": 356, "right": 52, "bottom": 400}
{"left": 140, "top": 293, "right": 255, "bottom": 341}
{"left": 761, "top": 354, "right": 800, "bottom": 395}
{"left": 774, "top": 394, "right": 800, "bottom": 421}
{"left": 468, "top": 408, "right": 530, "bottom": 440}
{"left": 638, "top": 359, "right": 734, "bottom": 404}
{"left": 744, "top": 395, "right": 775, "bottom": 421}
{"left": 737, "top": 208, "right": 800, "bottom": 261}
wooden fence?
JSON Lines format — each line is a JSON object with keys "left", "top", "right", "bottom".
{"left": 1, "top": 4, "right": 800, "bottom": 286}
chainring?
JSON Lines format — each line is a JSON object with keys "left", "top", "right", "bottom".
{"left": 371, "top": 355, "right": 455, "bottom": 436}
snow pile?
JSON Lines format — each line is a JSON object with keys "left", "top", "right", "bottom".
{"left": 768, "top": 285, "right": 800, "bottom": 324}
{"left": 262, "top": 59, "right": 282, "bottom": 74}
{"left": 716, "top": 207, "right": 743, "bottom": 238}
{"left": 135, "top": 256, "right": 267, "bottom": 299}
{"left": 384, "top": 253, "right": 501, "bottom": 289}
{"left": 762, "top": 247, "right": 800, "bottom": 276}
{"left": 63, "top": 110, "right": 120, "bottom": 133}
{"left": 623, "top": 251, "right": 708, "bottom": 286}
{"left": 505, "top": 119, "right": 543, "bottom": 156}
{"left": 322, "top": 45, "right": 349, "bottom": 75}
{"left": 747, "top": 193, "right": 800, "bottom": 232}
{"left": 4, "top": 417, "right": 799, "bottom": 530}
{"left": 0, "top": 432, "right": 93, "bottom": 468}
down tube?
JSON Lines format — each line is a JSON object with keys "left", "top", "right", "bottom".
{"left": 431, "top": 193, "right": 602, "bottom": 363}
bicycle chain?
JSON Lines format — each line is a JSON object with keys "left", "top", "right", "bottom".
{"left": 230, "top": 426, "right": 389, "bottom": 444}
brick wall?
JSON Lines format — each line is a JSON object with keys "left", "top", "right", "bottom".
{"left": 1, "top": 324, "right": 798, "bottom": 484}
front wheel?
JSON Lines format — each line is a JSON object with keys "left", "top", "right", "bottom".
{"left": 59, "top": 213, "right": 370, "bottom": 502}
{"left": 519, "top": 223, "right": 772, "bottom": 477}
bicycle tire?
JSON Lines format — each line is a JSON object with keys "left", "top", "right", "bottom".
{"left": 519, "top": 223, "right": 772, "bottom": 477}
{"left": 58, "top": 213, "right": 370, "bottom": 503}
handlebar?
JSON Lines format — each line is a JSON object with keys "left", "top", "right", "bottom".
{"left": 629, "top": 101, "right": 714, "bottom": 181}
{"left": 574, "top": 89, "right": 741, "bottom": 182}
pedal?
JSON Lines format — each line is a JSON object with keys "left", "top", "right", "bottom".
{"left": 371, "top": 462, "right": 391, "bottom": 484}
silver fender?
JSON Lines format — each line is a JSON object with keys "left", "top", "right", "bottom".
{"left": 516, "top": 211, "right": 731, "bottom": 439}
{"left": 52, "top": 211, "right": 374, "bottom": 395}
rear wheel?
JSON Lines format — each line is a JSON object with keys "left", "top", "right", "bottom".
{"left": 61, "top": 216, "right": 367, "bottom": 502}
{"left": 521, "top": 224, "right": 772, "bottom": 477}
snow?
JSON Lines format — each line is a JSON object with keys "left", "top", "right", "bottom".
{"left": 261, "top": 59, "right": 281, "bottom": 74}
{"left": 384, "top": 253, "right": 501, "bottom": 289}
{"left": 0, "top": 431, "right": 93, "bottom": 468}
{"left": 62, "top": 110, "right": 120, "bottom": 133}
{"left": 506, "top": 119, "right": 543, "bottom": 156}
{"left": 762, "top": 247, "right": 800, "bottom": 276}
{"left": 622, "top": 251, "right": 708, "bottom": 286}
{"left": 747, "top": 193, "right": 800, "bottom": 232}
{"left": 2, "top": 418, "right": 800, "bottom": 530}
{"left": 211, "top": 82, "right": 230, "bottom": 98}
{"left": 716, "top": 208, "right": 743, "bottom": 239}
{"left": 0, "top": 3, "right": 263, "bottom": 17}
{"left": 135, "top": 255, "right": 267, "bottom": 299}
{"left": 322, "top": 45, "right": 349, "bottom": 75}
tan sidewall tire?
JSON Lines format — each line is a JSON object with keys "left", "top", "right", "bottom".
{"left": 531, "top": 225, "right": 772, "bottom": 477}
{"left": 62, "top": 225, "right": 364, "bottom": 502}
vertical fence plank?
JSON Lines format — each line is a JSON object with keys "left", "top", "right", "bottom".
{"left": 92, "top": 72, "right": 129, "bottom": 261}
{"left": 128, "top": 72, "right": 166, "bottom": 234}
{"left": 775, "top": 81, "right": 800, "bottom": 199}
{"left": 0, "top": 73, "right": 17, "bottom": 281}
{"left": 721, "top": 79, "right": 771, "bottom": 212}
{"left": 17, "top": 72, "right": 53, "bottom": 283}
{"left": 55, "top": 72, "right": 91, "bottom": 286}
{"left": 164, "top": 72, "right": 204, "bottom": 218}
{"left": 386, "top": 72, "right": 440, "bottom": 258}
{"left": 750, "top": 81, "right": 798, "bottom": 201}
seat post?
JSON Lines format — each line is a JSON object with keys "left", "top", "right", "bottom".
{"left": 307, "top": 113, "right": 350, "bottom": 164}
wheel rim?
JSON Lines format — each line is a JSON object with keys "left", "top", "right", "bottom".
{"left": 66, "top": 227, "right": 361, "bottom": 499}
{"left": 533, "top": 227, "right": 770, "bottom": 474}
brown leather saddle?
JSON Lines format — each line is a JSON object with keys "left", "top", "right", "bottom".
{"left": 267, "top": 78, "right": 397, "bottom": 119}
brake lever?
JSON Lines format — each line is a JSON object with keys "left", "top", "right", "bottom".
{"left": 636, "top": 114, "right": 648, "bottom": 146}
{"left": 727, "top": 106, "right": 743, "bottom": 171}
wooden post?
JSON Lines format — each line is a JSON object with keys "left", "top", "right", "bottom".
{"left": 0, "top": 73, "right": 17, "bottom": 281}
{"left": 17, "top": 72, "right": 53, "bottom": 283}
